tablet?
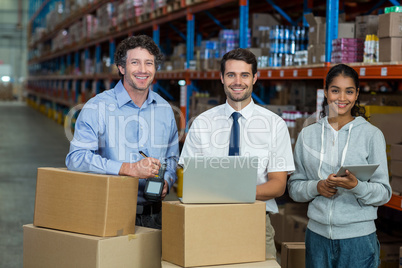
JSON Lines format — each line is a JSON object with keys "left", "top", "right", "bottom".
{"left": 335, "top": 164, "right": 380, "bottom": 181}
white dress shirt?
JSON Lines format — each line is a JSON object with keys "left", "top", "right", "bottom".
{"left": 180, "top": 100, "right": 295, "bottom": 213}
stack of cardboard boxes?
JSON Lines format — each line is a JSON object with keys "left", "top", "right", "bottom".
{"left": 24, "top": 168, "right": 282, "bottom": 267}
{"left": 305, "top": 13, "right": 355, "bottom": 65}
{"left": 23, "top": 167, "right": 162, "bottom": 267}
{"left": 378, "top": 11, "right": 402, "bottom": 62}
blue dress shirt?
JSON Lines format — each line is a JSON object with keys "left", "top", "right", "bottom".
{"left": 66, "top": 80, "right": 179, "bottom": 205}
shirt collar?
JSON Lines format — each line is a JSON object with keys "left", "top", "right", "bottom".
{"left": 224, "top": 99, "right": 255, "bottom": 120}
{"left": 115, "top": 80, "right": 157, "bottom": 108}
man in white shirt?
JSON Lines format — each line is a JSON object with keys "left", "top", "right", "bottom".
{"left": 180, "top": 48, "right": 295, "bottom": 259}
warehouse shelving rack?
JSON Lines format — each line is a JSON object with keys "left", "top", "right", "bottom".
{"left": 27, "top": 0, "right": 402, "bottom": 210}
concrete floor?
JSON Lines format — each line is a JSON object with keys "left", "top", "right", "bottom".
{"left": 0, "top": 102, "right": 70, "bottom": 267}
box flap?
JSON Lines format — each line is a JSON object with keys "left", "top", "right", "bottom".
{"left": 304, "top": 13, "right": 317, "bottom": 26}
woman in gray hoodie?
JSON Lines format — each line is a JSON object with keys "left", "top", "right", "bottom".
{"left": 288, "top": 64, "right": 392, "bottom": 268}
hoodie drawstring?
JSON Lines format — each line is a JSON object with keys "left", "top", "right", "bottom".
{"left": 318, "top": 122, "right": 354, "bottom": 180}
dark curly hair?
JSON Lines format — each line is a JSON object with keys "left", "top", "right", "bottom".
{"left": 114, "top": 35, "right": 164, "bottom": 78}
{"left": 220, "top": 48, "right": 257, "bottom": 77}
{"left": 321, "top": 64, "right": 367, "bottom": 120}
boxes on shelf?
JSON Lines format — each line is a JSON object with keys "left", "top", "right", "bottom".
{"left": 96, "top": 2, "right": 117, "bottom": 35}
{"left": 162, "top": 201, "right": 266, "bottom": 267}
{"left": 34, "top": 168, "right": 139, "bottom": 237}
{"left": 355, "top": 15, "right": 379, "bottom": 39}
{"left": 331, "top": 38, "right": 364, "bottom": 63}
{"left": 199, "top": 40, "right": 220, "bottom": 71}
{"left": 378, "top": 12, "right": 402, "bottom": 38}
{"left": 23, "top": 224, "right": 162, "bottom": 268}
{"left": 83, "top": 14, "right": 97, "bottom": 39}
{"left": 307, "top": 44, "right": 325, "bottom": 64}
{"left": 379, "top": 37, "right": 402, "bottom": 62}
{"left": 305, "top": 13, "right": 355, "bottom": 45}
{"left": 281, "top": 242, "right": 306, "bottom": 268}
{"left": 251, "top": 13, "right": 278, "bottom": 38}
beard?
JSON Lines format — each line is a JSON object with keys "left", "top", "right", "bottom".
{"left": 124, "top": 74, "right": 154, "bottom": 92}
{"left": 224, "top": 85, "right": 252, "bottom": 103}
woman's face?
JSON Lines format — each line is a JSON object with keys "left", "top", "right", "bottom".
{"left": 325, "top": 74, "right": 359, "bottom": 118}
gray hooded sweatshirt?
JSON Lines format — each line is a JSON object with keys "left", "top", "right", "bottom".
{"left": 288, "top": 116, "right": 392, "bottom": 240}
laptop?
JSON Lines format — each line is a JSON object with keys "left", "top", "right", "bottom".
{"left": 180, "top": 156, "right": 258, "bottom": 204}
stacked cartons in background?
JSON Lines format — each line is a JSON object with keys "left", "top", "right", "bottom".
{"left": 378, "top": 12, "right": 402, "bottom": 62}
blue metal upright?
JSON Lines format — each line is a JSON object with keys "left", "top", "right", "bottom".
{"left": 74, "top": 51, "right": 79, "bottom": 73}
{"left": 239, "top": 0, "right": 249, "bottom": 48}
{"left": 153, "top": 82, "right": 174, "bottom": 101}
{"left": 186, "top": 13, "right": 195, "bottom": 69}
{"left": 84, "top": 48, "right": 89, "bottom": 74}
{"left": 169, "top": 23, "right": 187, "bottom": 41}
{"left": 264, "top": 0, "right": 297, "bottom": 26}
{"left": 204, "top": 11, "right": 227, "bottom": 30}
{"left": 109, "top": 39, "right": 115, "bottom": 65}
{"left": 153, "top": 24, "right": 160, "bottom": 47}
{"left": 325, "top": 0, "right": 339, "bottom": 64}
{"left": 95, "top": 44, "right": 101, "bottom": 73}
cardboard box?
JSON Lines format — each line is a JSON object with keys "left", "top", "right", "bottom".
{"left": 378, "top": 12, "right": 402, "bottom": 38}
{"left": 23, "top": 224, "right": 162, "bottom": 268}
{"left": 379, "top": 37, "right": 402, "bottom": 62}
{"left": 161, "top": 260, "right": 281, "bottom": 267}
{"left": 305, "top": 13, "right": 355, "bottom": 45}
{"left": 305, "top": 14, "right": 326, "bottom": 45}
{"left": 34, "top": 168, "right": 139, "bottom": 237}
{"left": 391, "top": 143, "right": 402, "bottom": 161}
{"left": 281, "top": 242, "right": 306, "bottom": 268}
{"left": 251, "top": 13, "right": 278, "bottom": 37}
{"left": 309, "top": 44, "right": 325, "bottom": 64}
{"left": 337, "top": 23, "right": 356, "bottom": 39}
{"left": 162, "top": 201, "right": 266, "bottom": 267}
{"left": 355, "top": 15, "right": 379, "bottom": 39}
{"left": 391, "top": 176, "right": 402, "bottom": 194}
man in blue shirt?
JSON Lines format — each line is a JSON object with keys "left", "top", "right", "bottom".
{"left": 66, "top": 35, "right": 179, "bottom": 229}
